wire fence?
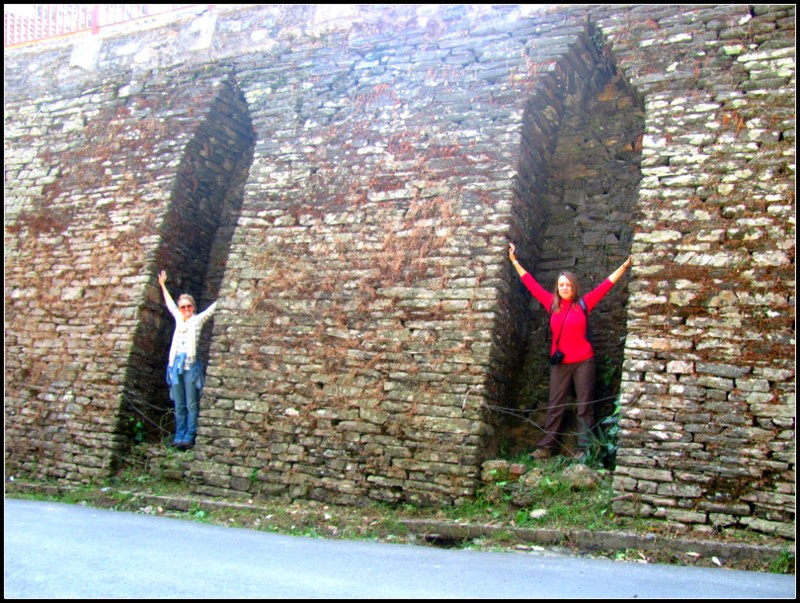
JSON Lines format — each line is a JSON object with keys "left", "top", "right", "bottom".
{"left": 483, "top": 393, "right": 621, "bottom": 457}
{"left": 4, "top": 4, "right": 204, "bottom": 47}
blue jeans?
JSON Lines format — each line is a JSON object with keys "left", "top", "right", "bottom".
{"left": 169, "top": 368, "right": 200, "bottom": 445}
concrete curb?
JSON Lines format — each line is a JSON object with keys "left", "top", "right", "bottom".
{"left": 397, "top": 520, "right": 793, "bottom": 563}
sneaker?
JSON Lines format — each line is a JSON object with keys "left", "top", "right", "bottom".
{"left": 529, "top": 448, "right": 552, "bottom": 460}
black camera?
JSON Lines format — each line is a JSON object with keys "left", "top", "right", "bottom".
{"left": 549, "top": 350, "right": 565, "bottom": 365}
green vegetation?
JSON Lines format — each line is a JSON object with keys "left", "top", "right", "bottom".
{"left": 768, "top": 548, "right": 796, "bottom": 575}
{"left": 446, "top": 455, "right": 618, "bottom": 532}
{"left": 585, "top": 400, "right": 621, "bottom": 470}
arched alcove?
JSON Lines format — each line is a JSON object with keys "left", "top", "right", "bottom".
{"left": 499, "top": 26, "right": 644, "bottom": 460}
{"left": 120, "top": 74, "right": 256, "bottom": 447}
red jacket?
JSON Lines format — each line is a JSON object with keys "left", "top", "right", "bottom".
{"left": 521, "top": 273, "right": 615, "bottom": 364}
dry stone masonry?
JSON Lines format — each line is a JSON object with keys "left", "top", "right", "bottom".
{"left": 4, "top": 5, "right": 794, "bottom": 538}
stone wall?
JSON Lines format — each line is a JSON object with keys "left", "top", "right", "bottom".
{"left": 4, "top": 5, "right": 794, "bottom": 536}
{"left": 589, "top": 4, "right": 796, "bottom": 539}
{"left": 4, "top": 57, "right": 255, "bottom": 479}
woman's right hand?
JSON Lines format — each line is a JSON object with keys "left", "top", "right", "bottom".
{"left": 508, "top": 242, "right": 517, "bottom": 262}
{"left": 158, "top": 270, "right": 167, "bottom": 287}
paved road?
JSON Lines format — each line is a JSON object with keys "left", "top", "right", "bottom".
{"left": 4, "top": 498, "right": 795, "bottom": 599}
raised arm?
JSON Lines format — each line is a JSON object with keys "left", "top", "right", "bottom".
{"left": 607, "top": 255, "right": 633, "bottom": 284}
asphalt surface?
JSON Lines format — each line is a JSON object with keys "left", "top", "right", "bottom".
{"left": 4, "top": 498, "right": 795, "bottom": 599}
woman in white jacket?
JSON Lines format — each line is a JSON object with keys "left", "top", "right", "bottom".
{"left": 158, "top": 270, "right": 217, "bottom": 450}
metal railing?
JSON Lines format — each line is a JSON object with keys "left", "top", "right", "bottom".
{"left": 4, "top": 4, "right": 205, "bottom": 48}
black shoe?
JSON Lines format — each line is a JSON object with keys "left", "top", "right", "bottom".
{"left": 175, "top": 441, "right": 190, "bottom": 451}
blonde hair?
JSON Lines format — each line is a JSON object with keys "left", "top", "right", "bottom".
{"left": 551, "top": 272, "right": 580, "bottom": 314}
{"left": 177, "top": 294, "right": 196, "bottom": 309}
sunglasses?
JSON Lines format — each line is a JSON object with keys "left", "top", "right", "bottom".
{"left": 179, "top": 305, "right": 194, "bottom": 310}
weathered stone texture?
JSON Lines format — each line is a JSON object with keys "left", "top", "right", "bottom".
{"left": 4, "top": 5, "right": 794, "bottom": 536}
{"left": 583, "top": 4, "right": 795, "bottom": 537}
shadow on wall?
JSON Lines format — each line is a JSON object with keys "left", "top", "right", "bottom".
{"left": 119, "top": 74, "right": 256, "bottom": 451}
{"left": 495, "top": 24, "right": 644, "bottom": 460}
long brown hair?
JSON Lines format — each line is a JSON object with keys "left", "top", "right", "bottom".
{"left": 551, "top": 271, "right": 580, "bottom": 314}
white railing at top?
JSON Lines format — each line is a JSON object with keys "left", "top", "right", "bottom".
{"left": 4, "top": 4, "right": 208, "bottom": 48}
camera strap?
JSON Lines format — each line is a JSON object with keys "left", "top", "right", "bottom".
{"left": 552, "top": 301, "right": 573, "bottom": 351}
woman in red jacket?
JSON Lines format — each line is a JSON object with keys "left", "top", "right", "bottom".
{"left": 508, "top": 243, "right": 632, "bottom": 460}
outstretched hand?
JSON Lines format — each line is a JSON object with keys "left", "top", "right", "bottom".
{"left": 158, "top": 270, "right": 167, "bottom": 287}
{"left": 508, "top": 242, "right": 518, "bottom": 262}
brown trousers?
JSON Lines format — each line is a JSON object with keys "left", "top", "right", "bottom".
{"left": 537, "top": 358, "right": 596, "bottom": 452}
